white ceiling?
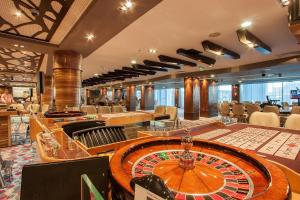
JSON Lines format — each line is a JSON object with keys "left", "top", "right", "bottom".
{"left": 82, "top": 0, "right": 300, "bottom": 81}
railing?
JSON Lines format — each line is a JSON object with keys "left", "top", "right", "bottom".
{"left": 81, "top": 174, "right": 105, "bottom": 200}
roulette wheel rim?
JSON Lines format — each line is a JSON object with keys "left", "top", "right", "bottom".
{"left": 110, "top": 137, "right": 290, "bottom": 200}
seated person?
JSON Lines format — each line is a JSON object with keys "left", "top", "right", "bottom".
{"left": 1, "top": 88, "right": 15, "bottom": 104}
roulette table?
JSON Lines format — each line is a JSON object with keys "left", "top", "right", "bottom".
{"left": 110, "top": 136, "right": 290, "bottom": 200}
{"left": 44, "top": 111, "right": 86, "bottom": 118}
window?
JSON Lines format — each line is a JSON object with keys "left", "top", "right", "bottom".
{"left": 217, "top": 85, "right": 232, "bottom": 102}
{"left": 240, "top": 81, "right": 300, "bottom": 104}
{"left": 154, "top": 88, "right": 175, "bottom": 106}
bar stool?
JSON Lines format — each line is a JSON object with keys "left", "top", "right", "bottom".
{"left": 249, "top": 111, "right": 280, "bottom": 128}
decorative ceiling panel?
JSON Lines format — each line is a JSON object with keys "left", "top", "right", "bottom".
{"left": 0, "top": 0, "right": 74, "bottom": 42}
{"left": 0, "top": 47, "right": 44, "bottom": 73}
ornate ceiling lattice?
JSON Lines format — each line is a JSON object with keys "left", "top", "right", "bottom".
{"left": 0, "top": 47, "right": 44, "bottom": 73}
{"left": 0, "top": 0, "right": 74, "bottom": 41}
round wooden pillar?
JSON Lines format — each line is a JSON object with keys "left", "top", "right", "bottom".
{"left": 41, "top": 75, "right": 53, "bottom": 105}
{"left": 53, "top": 50, "right": 82, "bottom": 111}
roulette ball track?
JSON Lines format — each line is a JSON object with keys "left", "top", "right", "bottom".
{"left": 110, "top": 137, "right": 290, "bottom": 200}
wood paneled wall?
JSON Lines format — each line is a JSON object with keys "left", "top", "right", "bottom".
{"left": 184, "top": 77, "right": 200, "bottom": 120}
{"left": 53, "top": 50, "right": 82, "bottom": 111}
{"left": 126, "top": 85, "right": 136, "bottom": 111}
{"left": 140, "top": 85, "right": 154, "bottom": 110}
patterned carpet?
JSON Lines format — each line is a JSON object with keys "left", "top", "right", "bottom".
{"left": 0, "top": 144, "right": 40, "bottom": 200}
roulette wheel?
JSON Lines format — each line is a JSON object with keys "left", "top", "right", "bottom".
{"left": 44, "top": 111, "right": 86, "bottom": 118}
{"left": 110, "top": 135, "right": 290, "bottom": 200}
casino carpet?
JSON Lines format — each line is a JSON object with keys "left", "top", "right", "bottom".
{"left": 0, "top": 143, "right": 40, "bottom": 200}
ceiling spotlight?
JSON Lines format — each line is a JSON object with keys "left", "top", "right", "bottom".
{"left": 14, "top": 44, "right": 19, "bottom": 47}
{"left": 14, "top": 10, "right": 22, "bottom": 17}
{"left": 120, "top": 0, "right": 134, "bottom": 12}
{"left": 20, "top": 45, "right": 24, "bottom": 48}
{"left": 149, "top": 48, "right": 157, "bottom": 54}
{"left": 241, "top": 21, "right": 252, "bottom": 28}
{"left": 280, "top": 0, "right": 290, "bottom": 6}
{"left": 236, "top": 29, "right": 272, "bottom": 54}
{"left": 94, "top": 73, "right": 98, "bottom": 76}
{"left": 85, "top": 33, "right": 95, "bottom": 41}
{"left": 210, "top": 74, "right": 215, "bottom": 78}
{"left": 131, "top": 60, "right": 137, "bottom": 64}
{"left": 238, "top": 80, "right": 242, "bottom": 83}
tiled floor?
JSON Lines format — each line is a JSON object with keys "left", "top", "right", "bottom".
{"left": 0, "top": 144, "right": 40, "bottom": 200}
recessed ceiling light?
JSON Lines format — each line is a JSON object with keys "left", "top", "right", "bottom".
{"left": 209, "top": 64, "right": 214, "bottom": 68}
{"left": 149, "top": 48, "right": 157, "bottom": 54}
{"left": 280, "top": 0, "right": 290, "bottom": 6}
{"left": 20, "top": 45, "right": 24, "bottom": 48}
{"left": 238, "top": 80, "right": 242, "bottom": 83}
{"left": 120, "top": 0, "right": 134, "bottom": 12}
{"left": 94, "top": 73, "right": 98, "bottom": 76}
{"left": 85, "top": 33, "right": 95, "bottom": 41}
{"left": 14, "top": 10, "right": 22, "bottom": 17}
{"left": 210, "top": 74, "right": 215, "bottom": 78}
{"left": 14, "top": 44, "right": 19, "bottom": 47}
{"left": 131, "top": 60, "right": 137, "bottom": 64}
{"left": 241, "top": 21, "right": 252, "bottom": 28}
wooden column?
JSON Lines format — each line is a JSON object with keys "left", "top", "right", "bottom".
{"left": 140, "top": 85, "right": 155, "bottom": 110}
{"left": 41, "top": 75, "right": 52, "bottom": 105}
{"left": 232, "top": 84, "right": 240, "bottom": 102}
{"left": 126, "top": 85, "right": 136, "bottom": 111}
{"left": 101, "top": 88, "right": 107, "bottom": 96}
{"left": 184, "top": 77, "right": 200, "bottom": 120}
{"left": 53, "top": 50, "right": 82, "bottom": 111}
{"left": 175, "top": 88, "right": 179, "bottom": 107}
{"left": 200, "top": 79, "right": 210, "bottom": 117}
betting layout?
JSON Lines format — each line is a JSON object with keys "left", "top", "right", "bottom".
{"left": 133, "top": 150, "right": 254, "bottom": 200}
{"left": 259, "top": 132, "right": 300, "bottom": 160}
{"left": 214, "top": 127, "right": 279, "bottom": 150}
{"left": 196, "top": 127, "right": 300, "bottom": 160}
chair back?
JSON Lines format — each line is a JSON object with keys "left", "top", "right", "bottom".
{"left": 112, "top": 105, "right": 123, "bottom": 113}
{"left": 246, "top": 104, "right": 260, "bottom": 118}
{"left": 27, "top": 104, "right": 40, "bottom": 113}
{"left": 67, "top": 106, "right": 80, "bottom": 112}
{"left": 232, "top": 103, "right": 245, "bottom": 116}
{"left": 249, "top": 111, "right": 280, "bottom": 128}
{"left": 81, "top": 105, "right": 97, "bottom": 114}
{"left": 282, "top": 102, "right": 289, "bottom": 110}
{"left": 41, "top": 104, "right": 49, "bottom": 113}
{"left": 165, "top": 106, "right": 177, "bottom": 121}
{"left": 154, "top": 106, "right": 166, "bottom": 115}
{"left": 285, "top": 114, "right": 300, "bottom": 130}
{"left": 291, "top": 106, "right": 300, "bottom": 114}
{"left": 98, "top": 106, "right": 111, "bottom": 114}
{"left": 263, "top": 105, "right": 279, "bottom": 115}
{"left": 220, "top": 103, "right": 230, "bottom": 116}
